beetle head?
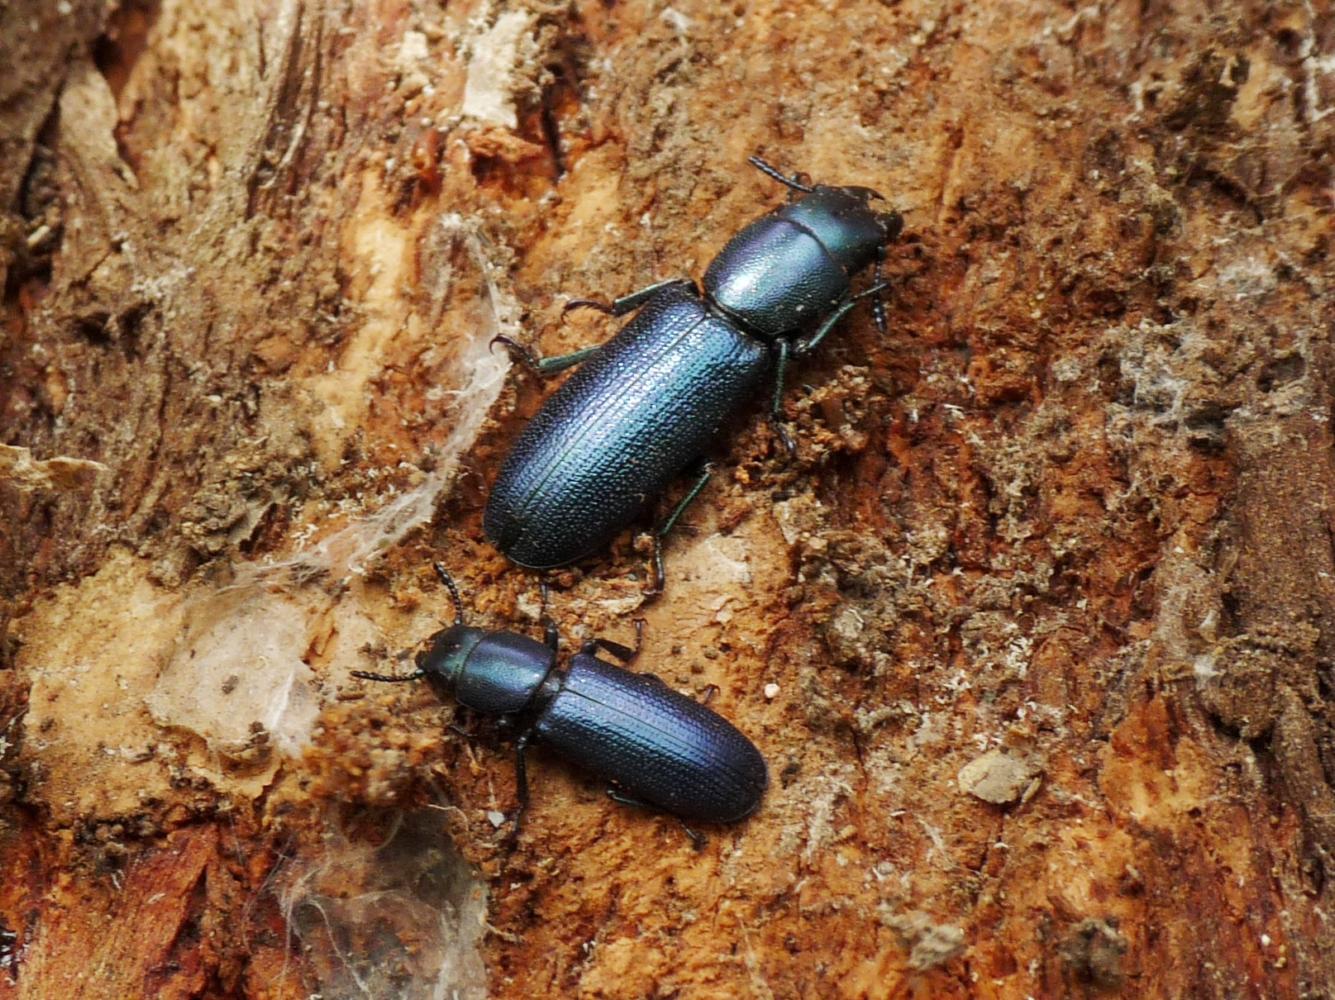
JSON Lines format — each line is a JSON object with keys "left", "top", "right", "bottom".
{"left": 415, "top": 622, "right": 488, "bottom": 699}
{"left": 353, "top": 562, "right": 485, "bottom": 696}
{"left": 785, "top": 185, "right": 901, "bottom": 275}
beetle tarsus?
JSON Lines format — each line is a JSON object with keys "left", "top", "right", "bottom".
{"left": 607, "top": 788, "right": 648, "bottom": 809}
{"left": 491, "top": 335, "right": 545, "bottom": 373}
{"left": 644, "top": 539, "right": 666, "bottom": 599}
{"left": 495, "top": 335, "right": 601, "bottom": 376}
{"left": 536, "top": 579, "right": 561, "bottom": 650}
{"left": 448, "top": 721, "right": 473, "bottom": 740}
{"left": 563, "top": 297, "right": 615, "bottom": 316}
{"left": 682, "top": 823, "right": 707, "bottom": 849}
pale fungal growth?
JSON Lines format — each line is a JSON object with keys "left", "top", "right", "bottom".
{"left": 280, "top": 812, "right": 489, "bottom": 999}
{"left": 149, "top": 216, "right": 515, "bottom": 758}
{"left": 146, "top": 593, "right": 319, "bottom": 760}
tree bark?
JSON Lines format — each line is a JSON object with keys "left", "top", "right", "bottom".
{"left": 2, "top": 0, "right": 1333, "bottom": 997}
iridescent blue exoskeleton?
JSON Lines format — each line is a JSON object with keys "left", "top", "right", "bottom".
{"left": 354, "top": 565, "right": 768, "bottom": 842}
{"left": 485, "top": 156, "right": 904, "bottom": 589}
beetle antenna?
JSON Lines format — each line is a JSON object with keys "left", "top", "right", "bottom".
{"left": 352, "top": 669, "right": 427, "bottom": 683}
{"left": 432, "top": 562, "right": 466, "bottom": 625}
{"left": 748, "top": 155, "right": 814, "bottom": 193}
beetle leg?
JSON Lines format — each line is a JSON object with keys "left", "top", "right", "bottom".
{"left": 606, "top": 788, "right": 645, "bottom": 808}
{"left": 538, "top": 579, "right": 560, "bottom": 650}
{"left": 606, "top": 790, "right": 708, "bottom": 847}
{"left": 581, "top": 636, "right": 636, "bottom": 662}
{"left": 795, "top": 281, "right": 890, "bottom": 358}
{"left": 795, "top": 297, "right": 857, "bottom": 357}
{"left": 564, "top": 278, "right": 694, "bottom": 319}
{"left": 509, "top": 730, "right": 534, "bottom": 840}
{"left": 532, "top": 346, "right": 601, "bottom": 374}
{"left": 492, "top": 335, "right": 601, "bottom": 376}
{"left": 494, "top": 279, "right": 695, "bottom": 377}
{"left": 658, "top": 466, "right": 711, "bottom": 540}
{"left": 580, "top": 619, "right": 644, "bottom": 664}
{"left": 769, "top": 339, "right": 798, "bottom": 457}
{"left": 647, "top": 465, "right": 712, "bottom": 594}
{"left": 448, "top": 719, "right": 475, "bottom": 740}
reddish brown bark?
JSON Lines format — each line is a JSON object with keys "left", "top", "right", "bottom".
{"left": 2, "top": 0, "right": 1333, "bottom": 997}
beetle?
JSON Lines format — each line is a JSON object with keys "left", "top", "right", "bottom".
{"left": 483, "top": 155, "right": 904, "bottom": 589}
{"left": 353, "top": 564, "right": 768, "bottom": 839}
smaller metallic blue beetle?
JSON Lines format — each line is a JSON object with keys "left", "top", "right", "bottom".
{"left": 485, "top": 155, "right": 904, "bottom": 589}
{"left": 353, "top": 565, "right": 768, "bottom": 839}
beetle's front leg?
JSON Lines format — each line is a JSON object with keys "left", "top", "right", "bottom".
{"left": 769, "top": 338, "right": 798, "bottom": 457}
{"left": 795, "top": 281, "right": 890, "bottom": 358}
{"left": 492, "top": 279, "right": 696, "bottom": 377}
{"left": 564, "top": 277, "right": 695, "bottom": 319}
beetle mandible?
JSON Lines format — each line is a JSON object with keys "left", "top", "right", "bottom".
{"left": 353, "top": 564, "right": 768, "bottom": 840}
{"left": 483, "top": 155, "right": 904, "bottom": 590}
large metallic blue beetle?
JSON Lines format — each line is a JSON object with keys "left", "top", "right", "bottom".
{"left": 354, "top": 565, "right": 768, "bottom": 836}
{"left": 484, "top": 156, "right": 904, "bottom": 589}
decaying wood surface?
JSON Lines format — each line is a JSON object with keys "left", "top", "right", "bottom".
{"left": 2, "top": 0, "right": 1333, "bottom": 996}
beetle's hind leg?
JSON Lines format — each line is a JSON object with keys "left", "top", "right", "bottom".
{"left": 606, "top": 789, "right": 707, "bottom": 848}
{"left": 645, "top": 464, "right": 713, "bottom": 595}
{"left": 537, "top": 579, "right": 560, "bottom": 650}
